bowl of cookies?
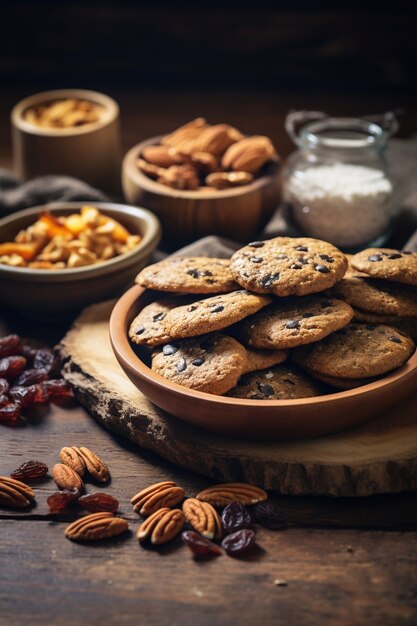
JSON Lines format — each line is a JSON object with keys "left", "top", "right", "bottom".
{"left": 110, "top": 237, "right": 417, "bottom": 439}
{"left": 11, "top": 89, "right": 121, "bottom": 194}
{"left": 0, "top": 202, "right": 161, "bottom": 316}
{"left": 122, "top": 118, "right": 281, "bottom": 248}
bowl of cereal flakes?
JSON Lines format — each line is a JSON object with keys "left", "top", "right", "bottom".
{"left": 0, "top": 202, "right": 161, "bottom": 316}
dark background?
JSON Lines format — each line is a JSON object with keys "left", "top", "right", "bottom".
{"left": 0, "top": 0, "right": 416, "bottom": 164}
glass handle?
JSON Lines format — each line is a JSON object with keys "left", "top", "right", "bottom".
{"left": 285, "top": 110, "right": 327, "bottom": 147}
{"left": 364, "top": 111, "right": 400, "bottom": 137}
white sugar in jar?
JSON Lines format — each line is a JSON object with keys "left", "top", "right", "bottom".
{"left": 283, "top": 112, "right": 399, "bottom": 250}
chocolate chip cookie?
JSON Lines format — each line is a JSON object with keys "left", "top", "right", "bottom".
{"left": 351, "top": 248, "right": 417, "bottom": 285}
{"left": 129, "top": 296, "right": 192, "bottom": 347}
{"left": 135, "top": 257, "right": 239, "bottom": 294}
{"left": 244, "top": 348, "right": 288, "bottom": 374}
{"left": 237, "top": 297, "right": 353, "bottom": 350}
{"left": 230, "top": 237, "right": 347, "bottom": 296}
{"left": 151, "top": 333, "right": 247, "bottom": 395}
{"left": 353, "top": 309, "right": 417, "bottom": 341}
{"left": 293, "top": 323, "right": 415, "bottom": 379}
{"left": 226, "top": 364, "right": 324, "bottom": 400}
{"left": 301, "top": 368, "right": 378, "bottom": 390}
{"left": 328, "top": 275, "right": 417, "bottom": 316}
{"left": 163, "top": 290, "right": 271, "bottom": 340}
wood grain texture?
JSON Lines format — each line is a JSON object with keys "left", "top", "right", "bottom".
{"left": 60, "top": 300, "right": 417, "bottom": 497}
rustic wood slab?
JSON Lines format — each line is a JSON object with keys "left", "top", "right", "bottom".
{"left": 60, "top": 300, "right": 417, "bottom": 497}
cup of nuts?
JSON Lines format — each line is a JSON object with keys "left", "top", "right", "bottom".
{"left": 0, "top": 202, "right": 161, "bottom": 316}
{"left": 11, "top": 89, "right": 121, "bottom": 194}
{"left": 122, "top": 118, "right": 281, "bottom": 248}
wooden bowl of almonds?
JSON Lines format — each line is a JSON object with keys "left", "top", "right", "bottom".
{"left": 122, "top": 118, "right": 281, "bottom": 248}
{"left": 0, "top": 202, "right": 160, "bottom": 317}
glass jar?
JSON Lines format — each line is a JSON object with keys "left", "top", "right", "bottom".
{"left": 282, "top": 110, "right": 399, "bottom": 251}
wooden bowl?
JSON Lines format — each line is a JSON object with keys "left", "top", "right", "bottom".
{"left": 11, "top": 89, "right": 121, "bottom": 195}
{"left": 110, "top": 284, "right": 417, "bottom": 440}
{"left": 122, "top": 136, "right": 281, "bottom": 248}
{"left": 0, "top": 203, "right": 161, "bottom": 317}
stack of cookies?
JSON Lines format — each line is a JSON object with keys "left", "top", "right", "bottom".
{"left": 128, "top": 238, "right": 416, "bottom": 400}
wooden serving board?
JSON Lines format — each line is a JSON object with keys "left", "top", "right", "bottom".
{"left": 60, "top": 300, "right": 417, "bottom": 497}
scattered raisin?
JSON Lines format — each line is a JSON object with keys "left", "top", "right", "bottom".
{"left": 0, "top": 403, "right": 22, "bottom": 422}
{"left": 0, "top": 379, "right": 9, "bottom": 395}
{"left": 47, "top": 488, "right": 80, "bottom": 513}
{"left": 41, "top": 379, "right": 72, "bottom": 398}
{"left": 221, "top": 502, "right": 251, "bottom": 533}
{"left": 0, "top": 356, "right": 27, "bottom": 380}
{"left": 9, "top": 385, "right": 38, "bottom": 407}
{"left": 221, "top": 529, "right": 256, "bottom": 556}
{"left": 0, "top": 335, "right": 22, "bottom": 358}
{"left": 33, "top": 348, "right": 60, "bottom": 376}
{"left": 0, "top": 394, "right": 9, "bottom": 407}
{"left": 78, "top": 492, "right": 119, "bottom": 513}
{"left": 182, "top": 531, "right": 222, "bottom": 557}
{"left": 11, "top": 460, "right": 48, "bottom": 481}
{"left": 14, "top": 368, "right": 48, "bottom": 387}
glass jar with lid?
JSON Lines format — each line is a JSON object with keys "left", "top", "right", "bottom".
{"left": 282, "top": 110, "right": 399, "bottom": 251}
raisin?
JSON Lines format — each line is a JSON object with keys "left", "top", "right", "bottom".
{"left": 14, "top": 368, "right": 48, "bottom": 387}
{"left": 221, "top": 502, "right": 251, "bottom": 533}
{"left": 20, "top": 344, "right": 37, "bottom": 365}
{"left": 78, "top": 493, "right": 119, "bottom": 513}
{"left": 33, "top": 348, "right": 60, "bottom": 376}
{"left": 41, "top": 379, "right": 72, "bottom": 398}
{"left": 251, "top": 502, "right": 289, "bottom": 529}
{"left": 11, "top": 460, "right": 48, "bottom": 481}
{"left": 0, "top": 379, "right": 9, "bottom": 395}
{"left": 0, "top": 394, "right": 9, "bottom": 407}
{"left": 0, "top": 356, "right": 27, "bottom": 380}
{"left": 182, "top": 531, "right": 222, "bottom": 557}
{"left": 9, "top": 385, "right": 37, "bottom": 407}
{"left": 221, "top": 529, "right": 256, "bottom": 556}
{"left": 0, "top": 403, "right": 22, "bottom": 422}
{"left": 47, "top": 488, "right": 80, "bottom": 513}
{"left": 0, "top": 335, "right": 22, "bottom": 358}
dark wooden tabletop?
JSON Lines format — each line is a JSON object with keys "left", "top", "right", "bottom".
{"left": 0, "top": 90, "right": 416, "bottom": 626}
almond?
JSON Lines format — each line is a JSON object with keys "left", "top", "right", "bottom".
{"left": 205, "top": 171, "right": 253, "bottom": 189}
{"left": 157, "top": 164, "right": 199, "bottom": 191}
{"left": 182, "top": 498, "right": 222, "bottom": 540}
{"left": 131, "top": 481, "right": 185, "bottom": 517}
{"left": 196, "top": 483, "right": 268, "bottom": 506}
{"left": 136, "top": 158, "right": 165, "bottom": 180}
{"left": 73, "top": 447, "right": 110, "bottom": 483}
{"left": 194, "top": 124, "right": 236, "bottom": 156}
{"left": 0, "top": 476, "right": 35, "bottom": 508}
{"left": 52, "top": 463, "right": 84, "bottom": 492}
{"left": 222, "top": 136, "right": 277, "bottom": 174}
{"left": 190, "top": 151, "right": 218, "bottom": 174}
{"left": 137, "top": 508, "right": 185, "bottom": 545}
{"left": 162, "top": 118, "right": 208, "bottom": 154}
{"left": 60, "top": 447, "right": 85, "bottom": 477}
{"left": 142, "top": 145, "right": 185, "bottom": 168}
{"left": 65, "top": 512, "right": 128, "bottom": 541}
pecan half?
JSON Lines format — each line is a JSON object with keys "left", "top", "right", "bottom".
{"left": 60, "top": 447, "right": 85, "bottom": 477}
{"left": 196, "top": 483, "right": 268, "bottom": 506}
{"left": 222, "top": 136, "right": 277, "bottom": 174}
{"left": 52, "top": 463, "right": 84, "bottom": 492}
{"left": 131, "top": 481, "right": 185, "bottom": 517}
{"left": 206, "top": 171, "right": 253, "bottom": 189}
{"left": 137, "top": 508, "right": 185, "bottom": 545}
{"left": 0, "top": 476, "right": 35, "bottom": 508}
{"left": 72, "top": 446, "right": 110, "bottom": 483}
{"left": 182, "top": 498, "right": 222, "bottom": 540}
{"left": 65, "top": 512, "right": 128, "bottom": 541}
{"left": 157, "top": 164, "right": 199, "bottom": 191}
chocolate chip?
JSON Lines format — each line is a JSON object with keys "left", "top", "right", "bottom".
{"left": 187, "top": 269, "right": 212, "bottom": 279}
{"left": 303, "top": 312, "right": 314, "bottom": 318}
{"left": 257, "top": 383, "right": 274, "bottom": 397}
{"left": 291, "top": 264, "right": 302, "bottom": 270}
{"left": 248, "top": 393, "right": 265, "bottom": 400}
{"left": 176, "top": 358, "right": 187, "bottom": 372}
{"left": 315, "top": 264, "right": 330, "bottom": 273}
{"left": 191, "top": 357, "right": 205, "bottom": 366}
{"left": 387, "top": 253, "right": 402, "bottom": 259}
{"left": 135, "top": 325, "right": 145, "bottom": 335}
{"left": 366, "top": 324, "right": 376, "bottom": 330}
{"left": 319, "top": 254, "right": 334, "bottom": 263}
{"left": 250, "top": 256, "right": 263, "bottom": 263}
{"left": 401, "top": 250, "right": 412, "bottom": 255}
{"left": 248, "top": 241, "right": 265, "bottom": 248}
{"left": 276, "top": 254, "right": 288, "bottom": 260}
{"left": 163, "top": 344, "right": 177, "bottom": 356}
{"left": 261, "top": 273, "right": 280, "bottom": 287}
{"left": 368, "top": 254, "right": 383, "bottom": 262}
{"left": 152, "top": 312, "right": 166, "bottom": 322}
{"left": 285, "top": 320, "right": 300, "bottom": 329}
{"left": 187, "top": 305, "right": 198, "bottom": 312}
{"left": 298, "top": 257, "right": 309, "bottom": 265}
{"left": 389, "top": 336, "right": 402, "bottom": 344}
{"left": 296, "top": 245, "right": 308, "bottom": 251}
{"left": 211, "top": 305, "right": 224, "bottom": 313}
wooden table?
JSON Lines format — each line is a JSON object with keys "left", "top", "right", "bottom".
{"left": 1, "top": 90, "right": 417, "bottom": 626}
